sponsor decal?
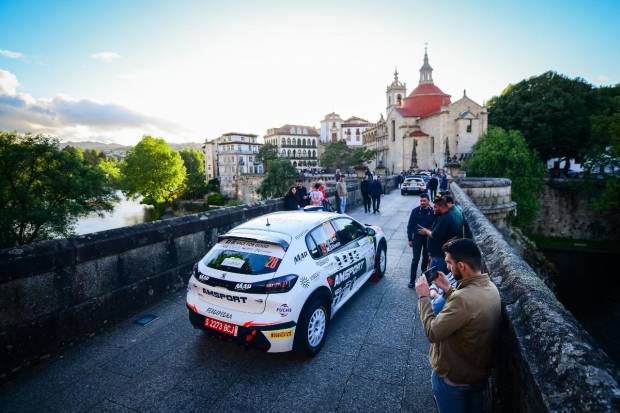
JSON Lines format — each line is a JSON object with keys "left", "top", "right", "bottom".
{"left": 329, "top": 259, "right": 367, "bottom": 305}
{"left": 276, "top": 304, "right": 293, "bottom": 317}
{"left": 316, "top": 257, "right": 329, "bottom": 266}
{"left": 309, "top": 271, "right": 321, "bottom": 281}
{"left": 221, "top": 257, "right": 245, "bottom": 269}
{"left": 205, "top": 307, "right": 233, "bottom": 319}
{"left": 300, "top": 276, "right": 310, "bottom": 288}
{"left": 294, "top": 230, "right": 307, "bottom": 240}
{"left": 198, "top": 273, "right": 210, "bottom": 282}
{"left": 293, "top": 251, "right": 308, "bottom": 264}
{"left": 269, "top": 329, "right": 294, "bottom": 339}
{"left": 234, "top": 282, "right": 252, "bottom": 291}
{"left": 202, "top": 288, "right": 248, "bottom": 303}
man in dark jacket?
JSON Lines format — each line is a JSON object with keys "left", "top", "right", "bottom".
{"left": 295, "top": 180, "right": 308, "bottom": 207}
{"left": 369, "top": 176, "right": 383, "bottom": 213}
{"left": 427, "top": 175, "right": 439, "bottom": 201}
{"left": 360, "top": 175, "right": 371, "bottom": 213}
{"left": 440, "top": 173, "right": 449, "bottom": 191}
{"left": 407, "top": 193, "right": 434, "bottom": 288}
{"left": 418, "top": 197, "right": 463, "bottom": 274}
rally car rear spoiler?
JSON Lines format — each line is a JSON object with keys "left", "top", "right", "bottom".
{"left": 218, "top": 230, "right": 290, "bottom": 250}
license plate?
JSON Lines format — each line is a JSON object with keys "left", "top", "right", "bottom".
{"left": 204, "top": 316, "right": 238, "bottom": 336}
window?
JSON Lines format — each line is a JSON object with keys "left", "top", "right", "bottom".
{"left": 397, "top": 94, "right": 402, "bottom": 106}
{"left": 391, "top": 120, "right": 396, "bottom": 141}
{"left": 467, "top": 120, "right": 472, "bottom": 133}
{"left": 202, "top": 241, "right": 284, "bottom": 275}
{"left": 331, "top": 218, "right": 366, "bottom": 246}
{"left": 306, "top": 222, "right": 341, "bottom": 258}
{"left": 431, "top": 136, "right": 435, "bottom": 154}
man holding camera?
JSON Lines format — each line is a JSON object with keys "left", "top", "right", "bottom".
{"left": 407, "top": 193, "right": 434, "bottom": 289}
{"left": 418, "top": 196, "right": 463, "bottom": 274}
{"left": 415, "top": 239, "right": 501, "bottom": 413}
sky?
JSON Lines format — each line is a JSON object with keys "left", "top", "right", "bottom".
{"left": 1, "top": 0, "right": 619, "bottom": 145}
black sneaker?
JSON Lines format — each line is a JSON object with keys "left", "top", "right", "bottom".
{"left": 408, "top": 282, "right": 414, "bottom": 289}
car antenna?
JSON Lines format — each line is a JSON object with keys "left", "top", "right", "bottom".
{"left": 266, "top": 217, "right": 271, "bottom": 228}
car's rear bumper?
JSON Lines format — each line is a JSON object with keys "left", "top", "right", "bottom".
{"left": 186, "top": 289, "right": 297, "bottom": 352}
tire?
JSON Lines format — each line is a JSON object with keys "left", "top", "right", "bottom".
{"left": 374, "top": 242, "right": 387, "bottom": 278}
{"left": 401, "top": 190, "right": 406, "bottom": 196}
{"left": 294, "top": 299, "right": 329, "bottom": 357}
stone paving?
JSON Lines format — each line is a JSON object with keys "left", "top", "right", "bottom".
{"left": 0, "top": 191, "right": 436, "bottom": 413}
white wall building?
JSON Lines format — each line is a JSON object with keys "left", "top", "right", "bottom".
{"left": 320, "top": 113, "right": 373, "bottom": 146}
{"left": 263, "top": 124, "right": 320, "bottom": 170}
{"left": 203, "top": 132, "right": 263, "bottom": 198}
{"left": 381, "top": 48, "right": 488, "bottom": 173}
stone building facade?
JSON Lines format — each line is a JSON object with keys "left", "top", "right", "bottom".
{"left": 362, "top": 114, "right": 388, "bottom": 172}
{"left": 263, "top": 124, "right": 320, "bottom": 171}
{"left": 382, "top": 48, "right": 488, "bottom": 173}
{"left": 320, "top": 113, "right": 373, "bottom": 146}
{"left": 202, "top": 132, "right": 263, "bottom": 199}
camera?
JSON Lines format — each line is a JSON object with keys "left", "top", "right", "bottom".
{"left": 422, "top": 266, "right": 438, "bottom": 285}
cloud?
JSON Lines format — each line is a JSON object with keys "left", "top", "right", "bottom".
{"left": 597, "top": 74, "right": 610, "bottom": 83}
{"left": 0, "top": 69, "right": 20, "bottom": 94}
{"left": 90, "top": 51, "right": 121, "bottom": 62}
{"left": 0, "top": 69, "right": 184, "bottom": 143}
{"left": 0, "top": 49, "right": 23, "bottom": 59}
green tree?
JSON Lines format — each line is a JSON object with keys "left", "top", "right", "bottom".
{"left": 256, "top": 143, "right": 279, "bottom": 170}
{"left": 179, "top": 148, "right": 208, "bottom": 199}
{"left": 489, "top": 71, "right": 595, "bottom": 165}
{"left": 465, "top": 127, "right": 545, "bottom": 227}
{"left": 98, "top": 157, "right": 121, "bottom": 188}
{"left": 349, "top": 147, "right": 376, "bottom": 166}
{"left": 0, "top": 132, "right": 116, "bottom": 248}
{"left": 320, "top": 140, "right": 352, "bottom": 171}
{"left": 120, "top": 136, "right": 186, "bottom": 206}
{"left": 256, "top": 159, "right": 298, "bottom": 199}
{"left": 206, "top": 178, "right": 220, "bottom": 193}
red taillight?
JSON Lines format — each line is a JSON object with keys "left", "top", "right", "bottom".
{"left": 186, "top": 302, "right": 198, "bottom": 313}
{"left": 327, "top": 276, "right": 334, "bottom": 286}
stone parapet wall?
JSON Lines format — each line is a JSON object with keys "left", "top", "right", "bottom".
{"left": 0, "top": 176, "right": 398, "bottom": 381}
{"left": 529, "top": 179, "right": 619, "bottom": 240}
{"left": 455, "top": 177, "right": 517, "bottom": 228}
{"left": 451, "top": 182, "right": 620, "bottom": 412}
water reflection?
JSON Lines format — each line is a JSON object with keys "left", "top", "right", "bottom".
{"left": 74, "top": 191, "right": 152, "bottom": 235}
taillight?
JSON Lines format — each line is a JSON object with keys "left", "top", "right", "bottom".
{"left": 253, "top": 275, "right": 298, "bottom": 294}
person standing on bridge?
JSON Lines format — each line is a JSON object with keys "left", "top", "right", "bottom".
{"left": 415, "top": 238, "right": 501, "bottom": 413}
{"left": 360, "top": 175, "right": 371, "bottom": 213}
{"left": 369, "top": 175, "right": 383, "bottom": 214}
{"left": 336, "top": 175, "right": 347, "bottom": 214}
{"left": 407, "top": 193, "right": 434, "bottom": 289}
{"left": 418, "top": 196, "right": 463, "bottom": 274}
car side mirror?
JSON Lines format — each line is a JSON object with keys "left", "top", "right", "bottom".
{"left": 366, "top": 227, "right": 376, "bottom": 236}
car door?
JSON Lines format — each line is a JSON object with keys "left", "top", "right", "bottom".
{"left": 330, "top": 218, "right": 376, "bottom": 306}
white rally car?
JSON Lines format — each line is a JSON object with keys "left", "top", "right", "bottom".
{"left": 186, "top": 211, "right": 387, "bottom": 356}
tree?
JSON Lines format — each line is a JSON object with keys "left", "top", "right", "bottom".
{"left": 120, "top": 136, "right": 186, "bottom": 206}
{"left": 256, "top": 159, "right": 298, "bottom": 199}
{"left": 206, "top": 178, "right": 220, "bottom": 193}
{"left": 179, "top": 148, "right": 208, "bottom": 199}
{"left": 256, "top": 143, "right": 279, "bottom": 170}
{"left": 321, "top": 141, "right": 352, "bottom": 171}
{"left": 465, "top": 127, "right": 545, "bottom": 227}
{"left": 98, "top": 157, "right": 121, "bottom": 188}
{"left": 349, "top": 147, "right": 376, "bottom": 167}
{"left": 489, "top": 71, "right": 595, "bottom": 164}
{"left": 0, "top": 132, "right": 116, "bottom": 248}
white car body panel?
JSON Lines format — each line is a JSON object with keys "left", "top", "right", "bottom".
{"left": 186, "top": 211, "right": 387, "bottom": 353}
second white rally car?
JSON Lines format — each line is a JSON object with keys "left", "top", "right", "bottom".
{"left": 186, "top": 210, "right": 387, "bottom": 356}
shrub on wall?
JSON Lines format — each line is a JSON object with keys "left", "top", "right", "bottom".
{"left": 465, "top": 127, "right": 545, "bottom": 227}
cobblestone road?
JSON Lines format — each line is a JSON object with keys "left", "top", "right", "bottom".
{"left": 0, "top": 191, "right": 435, "bottom": 413}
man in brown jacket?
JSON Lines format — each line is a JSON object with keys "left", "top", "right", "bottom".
{"left": 415, "top": 238, "right": 501, "bottom": 413}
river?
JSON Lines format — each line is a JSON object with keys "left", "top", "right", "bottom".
{"left": 73, "top": 191, "right": 152, "bottom": 235}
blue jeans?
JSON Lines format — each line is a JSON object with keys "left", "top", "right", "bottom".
{"left": 431, "top": 371, "right": 484, "bottom": 413}
{"left": 340, "top": 197, "right": 347, "bottom": 213}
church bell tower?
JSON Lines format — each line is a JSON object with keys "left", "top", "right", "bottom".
{"left": 386, "top": 67, "right": 407, "bottom": 111}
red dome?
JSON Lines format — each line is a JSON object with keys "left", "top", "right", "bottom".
{"left": 396, "top": 83, "right": 451, "bottom": 117}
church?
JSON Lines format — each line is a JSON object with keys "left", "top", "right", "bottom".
{"left": 378, "top": 48, "right": 488, "bottom": 173}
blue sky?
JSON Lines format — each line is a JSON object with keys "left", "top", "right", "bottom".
{"left": 1, "top": 0, "right": 619, "bottom": 144}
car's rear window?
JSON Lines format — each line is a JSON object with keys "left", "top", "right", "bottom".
{"left": 202, "top": 239, "right": 285, "bottom": 275}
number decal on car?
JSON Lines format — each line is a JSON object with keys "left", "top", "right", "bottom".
{"left": 264, "top": 256, "right": 279, "bottom": 269}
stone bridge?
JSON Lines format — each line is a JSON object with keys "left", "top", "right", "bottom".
{"left": 1, "top": 178, "right": 619, "bottom": 412}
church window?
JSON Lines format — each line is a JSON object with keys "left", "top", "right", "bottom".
{"left": 397, "top": 94, "right": 402, "bottom": 106}
{"left": 430, "top": 137, "right": 435, "bottom": 154}
{"left": 332, "top": 122, "right": 336, "bottom": 127}
{"left": 388, "top": 96, "right": 391, "bottom": 105}
{"left": 391, "top": 120, "right": 396, "bottom": 141}
{"left": 467, "top": 120, "right": 472, "bottom": 133}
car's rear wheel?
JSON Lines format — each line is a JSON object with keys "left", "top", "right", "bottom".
{"left": 294, "top": 299, "right": 329, "bottom": 357}
{"left": 401, "top": 190, "right": 406, "bottom": 195}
